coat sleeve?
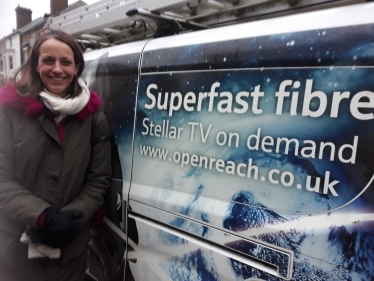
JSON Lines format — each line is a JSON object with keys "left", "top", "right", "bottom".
{"left": 0, "top": 106, "right": 51, "bottom": 228}
{"left": 61, "top": 112, "right": 112, "bottom": 224}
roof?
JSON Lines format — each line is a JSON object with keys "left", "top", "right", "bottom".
{"left": 0, "top": 30, "right": 20, "bottom": 41}
{"left": 18, "top": 17, "right": 47, "bottom": 34}
{"left": 1, "top": 1, "right": 87, "bottom": 40}
{"left": 17, "top": 1, "right": 87, "bottom": 35}
{"left": 17, "top": 1, "right": 86, "bottom": 34}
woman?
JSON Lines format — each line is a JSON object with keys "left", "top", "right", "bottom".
{"left": 0, "top": 29, "right": 111, "bottom": 280}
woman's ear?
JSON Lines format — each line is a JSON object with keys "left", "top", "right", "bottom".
{"left": 75, "top": 64, "right": 80, "bottom": 76}
{"left": 36, "top": 66, "right": 39, "bottom": 73}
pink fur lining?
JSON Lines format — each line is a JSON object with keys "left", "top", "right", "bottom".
{"left": 0, "top": 85, "right": 101, "bottom": 120}
{"left": 76, "top": 91, "right": 101, "bottom": 121}
{"left": 0, "top": 84, "right": 43, "bottom": 115}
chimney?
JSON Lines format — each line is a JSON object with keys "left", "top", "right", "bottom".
{"left": 15, "top": 5, "right": 32, "bottom": 29}
{"left": 51, "top": 0, "right": 68, "bottom": 15}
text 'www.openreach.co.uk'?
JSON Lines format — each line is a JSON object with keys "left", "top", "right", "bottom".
{"left": 139, "top": 145, "right": 339, "bottom": 196}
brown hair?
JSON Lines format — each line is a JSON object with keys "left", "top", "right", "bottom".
{"left": 13, "top": 28, "right": 85, "bottom": 97}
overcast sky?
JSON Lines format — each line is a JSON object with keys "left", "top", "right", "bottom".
{"left": 0, "top": 0, "right": 100, "bottom": 38}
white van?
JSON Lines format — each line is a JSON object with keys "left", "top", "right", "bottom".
{"left": 82, "top": 2, "right": 374, "bottom": 280}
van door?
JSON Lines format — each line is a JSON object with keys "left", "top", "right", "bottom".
{"left": 128, "top": 3, "right": 374, "bottom": 281}
{"left": 83, "top": 41, "right": 148, "bottom": 281}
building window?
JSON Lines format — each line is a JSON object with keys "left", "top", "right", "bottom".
{"left": 0, "top": 60, "right": 3, "bottom": 72}
{"left": 8, "top": 56, "right": 13, "bottom": 70}
{"left": 23, "top": 48, "right": 29, "bottom": 63}
{"left": 9, "top": 37, "right": 12, "bottom": 47}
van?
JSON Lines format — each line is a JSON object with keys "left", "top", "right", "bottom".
{"left": 82, "top": 2, "right": 374, "bottom": 280}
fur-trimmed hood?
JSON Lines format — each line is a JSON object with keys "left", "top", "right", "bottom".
{"left": 0, "top": 84, "right": 101, "bottom": 120}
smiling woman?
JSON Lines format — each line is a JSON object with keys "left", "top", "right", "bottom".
{"left": 14, "top": 29, "right": 85, "bottom": 98}
{"left": 37, "top": 38, "right": 78, "bottom": 97}
{"left": 0, "top": 28, "right": 111, "bottom": 281}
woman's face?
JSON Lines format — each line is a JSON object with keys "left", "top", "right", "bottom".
{"left": 36, "top": 38, "right": 78, "bottom": 97}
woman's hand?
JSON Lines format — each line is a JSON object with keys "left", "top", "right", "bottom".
{"left": 27, "top": 207, "right": 84, "bottom": 248}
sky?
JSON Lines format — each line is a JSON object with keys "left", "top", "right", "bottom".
{"left": 0, "top": 0, "right": 100, "bottom": 38}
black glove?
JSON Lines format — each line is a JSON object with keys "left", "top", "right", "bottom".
{"left": 27, "top": 207, "right": 84, "bottom": 248}
{"left": 26, "top": 227, "right": 62, "bottom": 248}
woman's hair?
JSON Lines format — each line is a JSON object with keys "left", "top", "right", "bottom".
{"left": 13, "top": 28, "right": 85, "bottom": 97}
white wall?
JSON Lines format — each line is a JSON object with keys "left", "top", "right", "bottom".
{"left": 3, "top": 32, "right": 21, "bottom": 79}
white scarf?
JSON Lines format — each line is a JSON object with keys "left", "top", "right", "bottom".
{"left": 39, "top": 77, "right": 90, "bottom": 123}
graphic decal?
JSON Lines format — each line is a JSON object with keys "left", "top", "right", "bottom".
{"left": 112, "top": 22, "right": 374, "bottom": 280}
{"left": 106, "top": 53, "right": 139, "bottom": 182}
{"left": 142, "top": 24, "right": 374, "bottom": 72}
{"left": 161, "top": 249, "right": 220, "bottom": 281}
{"left": 135, "top": 68, "right": 374, "bottom": 209}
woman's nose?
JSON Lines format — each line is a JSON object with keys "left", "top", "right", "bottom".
{"left": 52, "top": 62, "right": 63, "bottom": 73}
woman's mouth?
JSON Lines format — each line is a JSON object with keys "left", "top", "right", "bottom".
{"left": 50, "top": 77, "right": 65, "bottom": 81}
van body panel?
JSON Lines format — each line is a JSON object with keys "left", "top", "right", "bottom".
{"left": 128, "top": 5, "right": 374, "bottom": 280}
{"left": 83, "top": 40, "right": 148, "bottom": 280}
{"left": 105, "top": 49, "right": 144, "bottom": 183}
{"left": 141, "top": 3, "right": 374, "bottom": 72}
{"left": 134, "top": 68, "right": 374, "bottom": 212}
{"left": 84, "top": 3, "right": 374, "bottom": 281}
{"left": 127, "top": 203, "right": 371, "bottom": 280}
{"left": 129, "top": 199, "right": 294, "bottom": 279}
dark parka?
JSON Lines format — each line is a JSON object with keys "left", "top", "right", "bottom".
{"left": 0, "top": 85, "right": 111, "bottom": 276}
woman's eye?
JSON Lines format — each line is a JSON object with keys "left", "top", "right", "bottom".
{"left": 43, "top": 58, "right": 54, "bottom": 64}
{"left": 61, "top": 60, "right": 73, "bottom": 66}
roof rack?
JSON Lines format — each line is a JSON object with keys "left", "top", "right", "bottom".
{"left": 46, "top": 0, "right": 365, "bottom": 49}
